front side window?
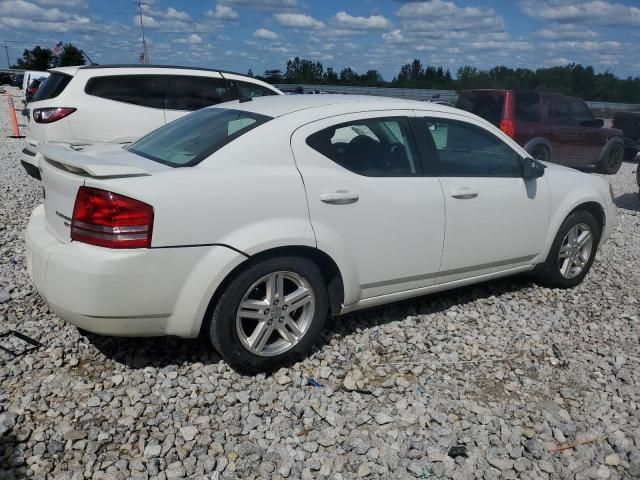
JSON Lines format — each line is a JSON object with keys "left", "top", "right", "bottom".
{"left": 306, "top": 117, "right": 419, "bottom": 176}
{"left": 571, "top": 101, "right": 595, "bottom": 124}
{"left": 166, "top": 76, "right": 230, "bottom": 111}
{"left": 420, "top": 118, "right": 522, "bottom": 177}
{"left": 127, "top": 108, "right": 272, "bottom": 167}
{"left": 85, "top": 75, "right": 170, "bottom": 109}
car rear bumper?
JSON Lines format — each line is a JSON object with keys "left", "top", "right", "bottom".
{"left": 25, "top": 205, "right": 246, "bottom": 338}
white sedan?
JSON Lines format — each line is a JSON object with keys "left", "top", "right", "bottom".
{"left": 26, "top": 95, "right": 616, "bottom": 372}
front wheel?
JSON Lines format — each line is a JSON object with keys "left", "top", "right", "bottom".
{"left": 536, "top": 210, "right": 601, "bottom": 288}
{"left": 209, "top": 256, "right": 329, "bottom": 373}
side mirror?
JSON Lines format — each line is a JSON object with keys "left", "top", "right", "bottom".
{"left": 523, "top": 157, "right": 545, "bottom": 179}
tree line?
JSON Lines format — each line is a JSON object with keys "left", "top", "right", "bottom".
{"left": 251, "top": 57, "right": 640, "bottom": 104}
{"left": 11, "top": 44, "right": 86, "bottom": 70}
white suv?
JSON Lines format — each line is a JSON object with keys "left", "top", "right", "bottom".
{"left": 20, "top": 65, "right": 282, "bottom": 179}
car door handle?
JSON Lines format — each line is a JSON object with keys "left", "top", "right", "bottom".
{"left": 320, "top": 190, "right": 359, "bottom": 205}
{"left": 450, "top": 188, "right": 478, "bottom": 199}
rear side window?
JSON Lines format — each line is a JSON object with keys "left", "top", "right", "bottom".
{"left": 32, "top": 73, "right": 71, "bottom": 101}
{"left": 515, "top": 92, "right": 540, "bottom": 122}
{"left": 166, "top": 76, "right": 230, "bottom": 111}
{"left": 306, "top": 117, "right": 419, "bottom": 177}
{"left": 127, "top": 108, "right": 272, "bottom": 167}
{"left": 549, "top": 99, "right": 572, "bottom": 125}
{"left": 455, "top": 92, "right": 505, "bottom": 126}
{"left": 85, "top": 75, "right": 170, "bottom": 109}
{"left": 234, "top": 81, "right": 278, "bottom": 99}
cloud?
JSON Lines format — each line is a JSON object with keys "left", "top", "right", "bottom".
{"left": 253, "top": 27, "right": 278, "bottom": 40}
{"left": 162, "top": 7, "right": 190, "bottom": 21}
{"left": 174, "top": 33, "right": 203, "bottom": 44}
{"left": 331, "top": 11, "right": 391, "bottom": 30}
{"left": 382, "top": 29, "right": 409, "bottom": 44}
{"left": 533, "top": 25, "right": 598, "bottom": 40}
{"left": 520, "top": 0, "right": 640, "bottom": 26}
{"left": 274, "top": 12, "right": 325, "bottom": 29}
{"left": 225, "top": 0, "right": 297, "bottom": 10}
{"left": 207, "top": 4, "right": 239, "bottom": 20}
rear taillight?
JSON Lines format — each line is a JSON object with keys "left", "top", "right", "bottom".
{"left": 33, "top": 107, "right": 76, "bottom": 124}
{"left": 499, "top": 119, "right": 515, "bottom": 138}
{"left": 71, "top": 187, "right": 153, "bottom": 249}
{"left": 500, "top": 91, "right": 516, "bottom": 138}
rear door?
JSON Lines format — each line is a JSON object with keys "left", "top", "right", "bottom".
{"left": 72, "top": 74, "right": 170, "bottom": 143}
{"left": 548, "top": 97, "right": 582, "bottom": 164}
{"left": 291, "top": 111, "right": 446, "bottom": 304}
{"left": 164, "top": 74, "right": 230, "bottom": 123}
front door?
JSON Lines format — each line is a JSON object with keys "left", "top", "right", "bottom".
{"left": 291, "top": 111, "right": 446, "bottom": 305}
{"left": 548, "top": 97, "right": 583, "bottom": 164}
{"left": 412, "top": 112, "right": 550, "bottom": 284}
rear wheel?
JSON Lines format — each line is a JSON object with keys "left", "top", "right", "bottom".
{"left": 530, "top": 144, "right": 550, "bottom": 162}
{"left": 596, "top": 144, "right": 623, "bottom": 174}
{"left": 536, "top": 210, "right": 601, "bottom": 288}
{"left": 209, "top": 256, "right": 328, "bottom": 373}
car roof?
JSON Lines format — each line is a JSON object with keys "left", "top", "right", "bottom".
{"left": 214, "top": 94, "right": 462, "bottom": 118}
{"left": 71, "top": 64, "right": 247, "bottom": 76}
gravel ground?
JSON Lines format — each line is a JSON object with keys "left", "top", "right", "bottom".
{"left": 1, "top": 85, "right": 639, "bottom": 480}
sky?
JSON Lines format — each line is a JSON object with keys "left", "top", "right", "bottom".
{"left": 1, "top": 0, "right": 640, "bottom": 80}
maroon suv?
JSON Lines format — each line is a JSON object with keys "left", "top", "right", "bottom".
{"left": 456, "top": 90, "right": 625, "bottom": 174}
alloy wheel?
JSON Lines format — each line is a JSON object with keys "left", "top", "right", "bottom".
{"left": 235, "top": 271, "right": 315, "bottom": 357}
{"left": 557, "top": 223, "right": 593, "bottom": 279}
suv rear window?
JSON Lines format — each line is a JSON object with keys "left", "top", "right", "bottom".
{"left": 127, "top": 108, "right": 272, "bottom": 167}
{"left": 515, "top": 92, "right": 540, "bottom": 122}
{"left": 85, "top": 75, "right": 170, "bottom": 109}
{"left": 32, "top": 73, "right": 71, "bottom": 101}
{"left": 455, "top": 91, "right": 505, "bottom": 126}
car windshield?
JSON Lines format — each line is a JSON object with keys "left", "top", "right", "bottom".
{"left": 127, "top": 107, "right": 272, "bottom": 167}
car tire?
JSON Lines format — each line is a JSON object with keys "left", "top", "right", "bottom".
{"left": 536, "top": 210, "right": 601, "bottom": 289}
{"left": 530, "top": 145, "right": 550, "bottom": 162}
{"left": 208, "top": 256, "right": 329, "bottom": 374}
{"left": 595, "top": 144, "right": 623, "bottom": 174}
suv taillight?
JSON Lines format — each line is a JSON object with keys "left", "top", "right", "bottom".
{"left": 71, "top": 187, "right": 153, "bottom": 249}
{"left": 33, "top": 107, "right": 76, "bottom": 124}
{"left": 499, "top": 119, "right": 515, "bottom": 138}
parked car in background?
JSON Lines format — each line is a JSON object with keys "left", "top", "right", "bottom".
{"left": 20, "top": 64, "right": 283, "bottom": 180}
{"left": 612, "top": 111, "right": 640, "bottom": 161}
{"left": 26, "top": 95, "right": 616, "bottom": 372}
{"left": 456, "top": 90, "right": 625, "bottom": 174}
{"left": 0, "top": 72, "right": 12, "bottom": 85}
{"left": 13, "top": 74, "right": 24, "bottom": 88}
{"left": 25, "top": 77, "right": 43, "bottom": 103}
{"left": 21, "top": 70, "right": 50, "bottom": 102}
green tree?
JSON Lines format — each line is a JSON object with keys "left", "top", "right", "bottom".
{"left": 263, "top": 69, "right": 283, "bottom": 84}
{"left": 11, "top": 46, "right": 53, "bottom": 71}
{"left": 56, "top": 44, "right": 86, "bottom": 67}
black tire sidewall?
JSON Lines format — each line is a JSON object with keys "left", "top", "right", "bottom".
{"left": 209, "top": 256, "right": 329, "bottom": 374}
{"left": 597, "top": 144, "right": 623, "bottom": 174}
{"left": 532, "top": 145, "right": 550, "bottom": 162}
{"left": 540, "top": 210, "right": 601, "bottom": 288}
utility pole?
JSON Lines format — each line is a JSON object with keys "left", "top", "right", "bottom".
{"left": 137, "top": 1, "right": 150, "bottom": 64}
{"left": 3, "top": 45, "right": 9, "bottom": 68}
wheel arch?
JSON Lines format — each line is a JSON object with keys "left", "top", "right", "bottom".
{"left": 199, "top": 245, "right": 345, "bottom": 337}
{"left": 569, "top": 201, "right": 605, "bottom": 233}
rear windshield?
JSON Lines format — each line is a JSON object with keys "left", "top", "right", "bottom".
{"left": 32, "top": 73, "right": 72, "bottom": 101}
{"left": 456, "top": 91, "right": 505, "bottom": 126}
{"left": 127, "top": 107, "right": 272, "bottom": 167}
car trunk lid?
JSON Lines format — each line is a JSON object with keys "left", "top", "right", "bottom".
{"left": 37, "top": 143, "right": 166, "bottom": 243}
